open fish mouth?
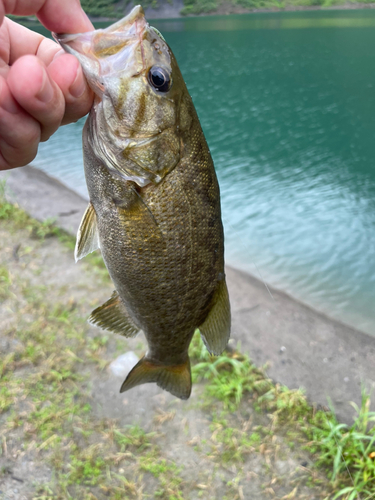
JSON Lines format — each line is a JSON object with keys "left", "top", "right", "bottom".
{"left": 55, "top": 5, "right": 178, "bottom": 187}
{"left": 53, "top": 5, "right": 148, "bottom": 94}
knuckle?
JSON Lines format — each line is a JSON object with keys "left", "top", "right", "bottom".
{"left": 23, "top": 127, "right": 41, "bottom": 150}
{"left": 40, "top": 121, "right": 60, "bottom": 142}
{"left": 2, "top": 133, "right": 40, "bottom": 168}
{"left": 21, "top": 146, "right": 38, "bottom": 166}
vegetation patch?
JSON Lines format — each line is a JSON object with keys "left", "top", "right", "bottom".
{"left": 7, "top": 0, "right": 375, "bottom": 21}
{"left": 1, "top": 187, "right": 374, "bottom": 499}
{"left": 190, "top": 330, "right": 375, "bottom": 499}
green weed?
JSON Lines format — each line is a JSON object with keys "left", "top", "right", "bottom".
{"left": 140, "top": 453, "right": 185, "bottom": 499}
{"left": 0, "top": 265, "right": 11, "bottom": 299}
{"left": 180, "top": 0, "right": 374, "bottom": 15}
{"left": 0, "top": 181, "right": 62, "bottom": 239}
{"left": 210, "top": 416, "right": 261, "bottom": 462}
{"left": 191, "top": 331, "right": 274, "bottom": 410}
{"left": 181, "top": 0, "right": 218, "bottom": 15}
{"left": 190, "top": 330, "right": 375, "bottom": 498}
{"left": 305, "top": 390, "right": 375, "bottom": 499}
{"left": 0, "top": 386, "right": 14, "bottom": 414}
{"left": 114, "top": 425, "right": 154, "bottom": 452}
{"left": 2, "top": 192, "right": 375, "bottom": 499}
{"left": 80, "top": 0, "right": 115, "bottom": 17}
{"left": 64, "top": 447, "right": 106, "bottom": 485}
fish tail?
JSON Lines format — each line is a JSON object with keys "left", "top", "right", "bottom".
{"left": 120, "top": 355, "right": 191, "bottom": 400}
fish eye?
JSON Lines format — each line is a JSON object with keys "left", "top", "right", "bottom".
{"left": 148, "top": 66, "right": 171, "bottom": 93}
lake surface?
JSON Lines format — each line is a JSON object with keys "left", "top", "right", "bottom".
{"left": 33, "top": 10, "right": 375, "bottom": 335}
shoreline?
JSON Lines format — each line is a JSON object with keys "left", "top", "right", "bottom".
{"left": 98, "top": 2, "right": 375, "bottom": 20}
{"left": 0, "top": 170, "right": 346, "bottom": 500}
{"left": 13, "top": 2, "right": 375, "bottom": 24}
{"left": 1, "top": 164, "right": 375, "bottom": 423}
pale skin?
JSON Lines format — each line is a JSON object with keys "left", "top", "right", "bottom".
{"left": 0, "top": 0, "right": 94, "bottom": 170}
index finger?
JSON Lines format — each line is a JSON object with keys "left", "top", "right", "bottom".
{"left": 1, "top": 0, "right": 93, "bottom": 34}
{"left": 6, "top": 18, "right": 59, "bottom": 66}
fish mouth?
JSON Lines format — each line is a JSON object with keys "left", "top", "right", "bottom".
{"left": 53, "top": 5, "right": 148, "bottom": 94}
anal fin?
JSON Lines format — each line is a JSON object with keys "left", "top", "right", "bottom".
{"left": 198, "top": 278, "right": 231, "bottom": 356}
{"left": 120, "top": 355, "right": 192, "bottom": 400}
{"left": 75, "top": 202, "right": 100, "bottom": 262}
{"left": 89, "top": 291, "right": 140, "bottom": 338}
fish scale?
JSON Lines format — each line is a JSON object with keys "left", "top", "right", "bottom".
{"left": 55, "top": 5, "right": 231, "bottom": 400}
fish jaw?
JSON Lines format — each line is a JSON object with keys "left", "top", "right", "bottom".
{"left": 53, "top": 5, "right": 147, "bottom": 97}
{"left": 54, "top": 6, "right": 180, "bottom": 186}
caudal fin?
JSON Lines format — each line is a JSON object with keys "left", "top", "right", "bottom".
{"left": 120, "top": 356, "right": 192, "bottom": 400}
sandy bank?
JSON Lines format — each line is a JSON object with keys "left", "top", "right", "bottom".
{"left": 1, "top": 164, "right": 374, "bottom": 423}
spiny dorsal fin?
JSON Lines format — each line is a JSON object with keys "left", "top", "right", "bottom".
{"left": 120, "top": 355, "right": 191, "bottom": 400}
{"left": 89, "top": 291, "right": 140, "bottom": 338}
{"left": 75, "top": 202, "right": 100, "bottom": 262}
{"left": 198, "top": 278, "right": 231, "bottom": 356}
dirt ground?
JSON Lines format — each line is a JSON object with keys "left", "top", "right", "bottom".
{"left": 2, "top": 166, "right": 375, "bottom": 425}
{"left": 0, "top": 197, "right": 334, "bottom": 499}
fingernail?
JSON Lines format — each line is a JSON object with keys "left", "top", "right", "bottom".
{"left": 36, "top": 69, "right": 54, "bottom": 103}
{"left": 69, "top": 67, "right": 86, "bottom": 98}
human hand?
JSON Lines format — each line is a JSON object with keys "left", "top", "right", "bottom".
{"left": 0, "top": 0, "right": 94, "bottom": 170}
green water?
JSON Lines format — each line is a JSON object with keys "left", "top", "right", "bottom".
{"left": 34, "top": 10, "right": 375, "bottom": 334}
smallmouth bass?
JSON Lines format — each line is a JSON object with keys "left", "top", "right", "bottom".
{"left": 55, "top": 6, "right": 230, "bottom": 399}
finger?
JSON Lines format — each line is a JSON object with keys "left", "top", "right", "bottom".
{"left": 39, "top": 0, "right": 93, "bottom": 34}
{"left": 5, "top": 18, "right": 59, "bottom": 66}
{"left": 0, "top": 3, "right": 4, "bottom": 25}
{"left": 0, "top": 76, "right": 41, "bottom": 169}
{"left": 0, "top": 23, "right": 10, "bottom": 77}
{"left": 5, "top": 18, "right": 94, "bottom": 121}
{"left": 3, "top": 0, "right": 93, "bottom": 33}
{"left": 7, "top": 55, "right": 64, "bottom": 141}
{"left": 47, "top": 53, "right": 93, "bottom": 125}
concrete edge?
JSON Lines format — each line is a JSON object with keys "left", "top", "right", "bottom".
{"left": 1, "top": 165, "right": 374, "bottom": 423}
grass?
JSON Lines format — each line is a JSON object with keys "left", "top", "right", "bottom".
{"left": 8, "top": 0, "right": 375, "bottom": 22}
{"left": 308, "top": 392, "right": 375, "bottom": 499}
{"left": 1, "top": 185, "right": 375, "bottom": 499}
{"left": 0, "top": 184, "right": 186, "bottom": 499}
{"left": 208, "top": 415, "right": 262, "bottom": 462}
{"left": 80, "top": 0, "right": 116, "bottom": 17}
{"left": 190, "top": 331, "right": 375, "bottom": 499}
{"left": 79, "top": 0, "right": 375, "bottom": 18}
{"left": 0, "top": 181, "right": 110, "bottom": 283}
{"left": 180, "top": 0, "right": 375, "bottom": 16}
{"left": 0, "top": 263, "right": 185, "bottom": 498}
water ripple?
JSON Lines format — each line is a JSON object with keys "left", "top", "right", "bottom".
{"left": 35, "top": 11, "right": 375, "bottom": 335}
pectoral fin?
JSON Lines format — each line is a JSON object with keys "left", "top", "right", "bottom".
{"left": 120, "top": 355, "right": 192, "bottom": 400}
{"left": 89, "top": 291, "right": 140, "bottom": 338}
{"left": 198, "top": 279, "right": 231, "bottom": 356}
{"left": 116, "top": 187, "right": 165, "bottom": 243}
{"left": 75, "top": 203, "right": 100, "bottom": 262}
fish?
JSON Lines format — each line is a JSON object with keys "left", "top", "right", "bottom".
{"left": 54, "top": 5, "right": 231, "bottom": 400}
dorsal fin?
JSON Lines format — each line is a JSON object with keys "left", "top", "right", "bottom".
{"left": 89, "top": 291, "right": 140, "bottom": 338}
{"left": 75, "top": 203, "right": 100, "bottom": 262}
{"left": 198, "top": 278, "right": 231, "bottom": 356}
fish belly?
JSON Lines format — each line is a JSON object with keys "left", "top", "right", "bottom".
{"left": 84, "top": 143, "right": 224, "bottom": 362}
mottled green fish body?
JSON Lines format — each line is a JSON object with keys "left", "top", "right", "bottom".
{"left": 55, "top": 6, "right": 231, "bottom": 399}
